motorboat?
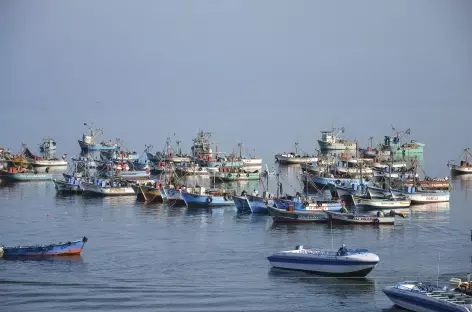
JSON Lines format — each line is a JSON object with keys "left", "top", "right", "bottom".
{"left": 267, "top": 244, "right": 379, "bottom": 277}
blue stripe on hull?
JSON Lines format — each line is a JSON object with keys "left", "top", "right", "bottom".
{"left": 181, "top": 192, "right": 234, "bottom": 207}
{"left": 267, "top": 255, "right": 379, "bottom": 266}
{"left": 383, "top": 289, "right": 465, "bottom": 312}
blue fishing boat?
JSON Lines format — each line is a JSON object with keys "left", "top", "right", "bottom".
{"left": 78, "top": 123, "right": 117, "bottom": 152}
{"left": 0, "top": 169, "right": 52, "bottom": 182}
{"left": 0, "top": 237, "right": 88, "bottom": 258}
{"left": 232, "top": 193, "right": 272, "bottom": 213}
{"left": 273, "top": 196, "right": 342, "bottom": 211}
{"left": 180, "top": 188, "right": 235, "bottom": 208}
{"left": 310, "top": 176, "right": 368, "bottom": 188}
{"left": 267, "top": 205, "right": 328, "bottom": 223}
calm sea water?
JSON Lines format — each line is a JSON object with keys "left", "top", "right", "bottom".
{"left": 1, "top": 166, "right": 472, "bottom": 312}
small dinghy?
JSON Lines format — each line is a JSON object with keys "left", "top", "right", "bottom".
{"left": 267, "top": 244, "right": 379, "bottom": 277}
{"left": 325, "top": 210, "right": 405, "bottom": 225}
{"left": 0, "top": 237, "right": 88, "bottom": 258}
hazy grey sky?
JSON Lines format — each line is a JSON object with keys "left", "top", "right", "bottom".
{"left": 1, "top": 0, "right": 471, "bottom": 175}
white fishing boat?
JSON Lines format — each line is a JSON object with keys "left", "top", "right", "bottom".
{"left": 449, "top": 148, "right": 472, "bottom": 175}
{"left": 80, "top": 179, "right": 136, "bottom": 196}
{"left": 177, "top": 164, "right": 210, "bottom": 176}
{"left": 275, "top": 142, "right": 318, "bottom": 164}
{"left": 241, "top": 157, "right": 262, "bottom": 172}
{"left": 53, "top": 177, "right": 82, "bottom": 193}
{"left": 332, "top": 159, "right": 373, "bottom": 175}
{"left": 383, "top": 280, "right": 472, "bottom": 312}
{"left": 267, "top": 244, "right": 379, "bottom": 277}
{"left": 317, "top": 127, "right": 356, "bottom": 151}
{"left": 352, "top": 194, "right": 411, "bottom": 210}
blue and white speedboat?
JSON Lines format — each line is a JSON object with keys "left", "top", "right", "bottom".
{"left": 232, "top": 193, "right": 272, "bottom": 213}
{"left": 383, "top": 280, "right": 472, "bottom": 312}
{"left": 267, "top": 244, "right": 379, "bottom": 277}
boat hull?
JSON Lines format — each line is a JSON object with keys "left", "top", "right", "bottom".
{"left": 275, "top": 155, "right": 318, "bottom": 164}
{"left": 450, "top": 165, "right": 472, "bottom": 175}
{"left": 139, "top": 185, "right": 163, "bottom": 202}
{"left": 80, "top": 182, "right": 136, "bottom": 196}
{"left": 1, "top": 237, "right": 87, "bottom": 258}
{"left": 78, "top": 140, "right": 117, "bottom": 151}
{"left": 406, "top": 193, "right": 450, "bottom": 204}
{"left": 268, "top": 206, "right": 327, "bottom": 223}
{"left": 217, "top": 172, "right": 260, "bottom": 181}
{"left": 325, "top": 211, "right": 395, "bottom": 225}
{"left": 318, "top": 140, "right": 356, "bottom": 151}
{"left": 267, "top": 252, "right": 378, "bottom": 277}
{"left": 382, "top": 286, "right": 470, "bottom": 312}
{"left": 161, "top": 187, "right": 185, "bottom": 204}
{"left": 233, "top": 195, "right": 269, "bottom": 213}
{"left": 180, "top": 191, "right": 234, "bottom": 207}
{"left": 0, "top": 171, "right": 52, "bottom": 181}
{"left": 53, "top": 179, "right": 82, "bottom": 193}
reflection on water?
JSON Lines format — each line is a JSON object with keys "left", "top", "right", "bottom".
{"left": 268, "top": 267, "right": 376, "bottom": 297}
{"left": 410, "top": 202, "right": 450, "bottom": 212}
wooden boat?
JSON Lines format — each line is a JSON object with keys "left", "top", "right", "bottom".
{"left": 139, "top": 184, "right": 164, "bottom": 202}
{"left": 0, "top": 168, "right": 52, "bottom": 181}
{"left": 267, "top": 205, "right": 328, "bottom": 223}
{"left": 449, "top": 148, "right": 472, "bottom": 175}
{"left": 0, "top": 237, "right": 88, "bottom": 258}
{"left": 324, "top": 210, "right": 404, "bottom": 225}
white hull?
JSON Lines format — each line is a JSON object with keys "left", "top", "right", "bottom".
{"left": 406, "top": 193, "right": 450, "bottom": 203}
{"left": 326, "top": 212, "right": 395, "bottom": 224}
{"left": 318, "top": 141, "right": 356, "bottom": 151}
{"left": 451, "top": 165, "right": 472, "bottom": 174}
{"left": 275, "top": 155, "right": 318, "bottom": 164}
{"left": 31, "top": 159, "right": 68, "bottom": 167}
{"left": 334, "top": 166, "right": 372, "bottom": 174}
{"left": 243, "top": 165, "right": 262, "bottom": 172}
{"left": 242, "top": 158, "right": 262, "bottom": 166}
{"left": 178, "top": 167, "right": 210, "bottom": 175}
{"left": 80, "top": 182, "right": 135, "bottom": 196}
{"left": 268, "top": 260, "right": 376, "bottom": 274}
{"left": 355, "top": 198, "right": 411, "bottom": 210}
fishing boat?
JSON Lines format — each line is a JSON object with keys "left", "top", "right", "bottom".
{"left": 324, "top": 210, "right": 404, "bottom": 225}
{"left": 232, "top": 192, "right": 272, "bottom": 214}
{"left": 376, "top": 130, "right": 425, "bottom": 159}
{"left": 275, "top": 142, "right": 318, "bottom": 164}
{"left": 267, "top": 244, "right": 380, "bottom": 277}
{"left": 180, "top": 187, "right": 235, "bottom": 207}
{"left": 449, "top": 148, "right": 472, "bottom": 175}
{"left": 161, "top": 186, "right": 186, "bottom": 204}
{"left": 317, "top": 127, "right": 356, "bottom": 151}
{"left": 351, "top": 194, "right": 411, "bottom": 211}
{"left": 217, "top": 170, "right": 260, "bottom": 181}
{"left": 80, "top": 178, "right": 135, "bottom": 196}
{"left": 332, "top": 159, "right": 373, "bottom": 176}
{"left": 78, "top": 123, "right": 118, "bottom": 152}
{"left": 53, "top": 176, "right": 82, "bottom": 193}
{"left": 138, "top": 184, "right": 163, "bottom": 202}
{"left": 300, "top": 162, "right": 324, "bottom": 175}
{"left": 273, "top": 196, "right": 342, "bottom": 211}
{"left": 23, "top": 146, "right": 68, "bottom": 168}
{"left": 39, "top": 137, "right": 57, "bottom": 152}
{"left": 0, "top": 237, "right": 88, "bottom": 258}
{"left": 241, "top": 157, "right": 263, "bottom": 172}
{"left": 383, "top": 279, "right": 472, "bottom": 312}
{"left": 267, "top": 205, "right": 328, "bottom": 223}
{"left": 0, "top": 168, "right": 52, "bottom": 181}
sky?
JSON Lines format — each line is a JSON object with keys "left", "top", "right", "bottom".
{"left": 1, "top": 0, "right": 471, "bottom": 176}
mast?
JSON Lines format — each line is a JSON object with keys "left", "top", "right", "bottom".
{"left": 238, "top": 142, "right": 242, "bottom": 158}
{"left": 176, "top": 141, "right": 181, "bottom": 155}
{"left": 276, "top": 172, "right": 280, "bottom": 198}
{"left": 295, "top": 142, "right": 299, "bottom": 155}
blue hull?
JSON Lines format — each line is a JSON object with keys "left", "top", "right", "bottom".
{"left": 180, "top": 191, "right": 234, "bottom": 207}
{"left": 2, "top": 237, "right": 88, "bottom": 258}
{"left": 233, "top": 195, "right": 269, "bottom": 213}
{"left": 311, "top": 176, "right": 368, "bottom": 187}
{"left": 78, "top": 140, "right": 117, "bottom": 151}
{"left": 274, "top": 198, "right": 342, "bottom": 211}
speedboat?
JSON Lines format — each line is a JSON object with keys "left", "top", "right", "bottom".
{"left": 383, "top": 280, "right": 472, "bottom": 311}
{"left": 267, "top": 244, "right": 379, "bottom": 277}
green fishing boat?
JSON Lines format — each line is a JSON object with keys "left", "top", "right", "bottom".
{"left": 217, "top": 171, "right": 260, "bottom": 181}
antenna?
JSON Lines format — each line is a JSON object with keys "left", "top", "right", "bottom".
{"left": 437, "top": 252, "right": 440, "bottom": 288}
